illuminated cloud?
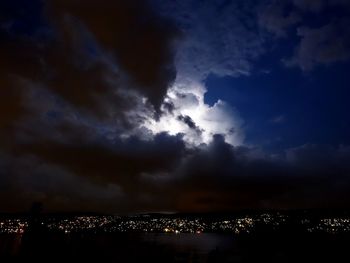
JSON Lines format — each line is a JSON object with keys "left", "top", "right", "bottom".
{"left": 143, "top": 81, "right": 244, "bottom": 146}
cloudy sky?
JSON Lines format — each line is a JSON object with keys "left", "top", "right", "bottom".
{"left": 1, "top": 0, "right": 350, "bottom": 213}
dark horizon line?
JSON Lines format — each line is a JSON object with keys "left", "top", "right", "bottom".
{"left": 2, "top": 208, "right": 350, "bottom": 217}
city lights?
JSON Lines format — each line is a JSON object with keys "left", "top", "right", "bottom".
{"left": 1, "top": 214, "right": 349, "bottom": 235}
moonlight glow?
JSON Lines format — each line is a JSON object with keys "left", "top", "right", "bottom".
{"left": 143, "top": 81, "right": 244, "bottom": 146}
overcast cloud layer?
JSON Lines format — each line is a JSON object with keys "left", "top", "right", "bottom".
{"left": 0, "top": 0, "right": 350, "bottom": 213}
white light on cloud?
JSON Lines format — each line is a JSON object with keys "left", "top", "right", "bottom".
{"left": 143, "top": 81, "right": 244, "bottom": 146}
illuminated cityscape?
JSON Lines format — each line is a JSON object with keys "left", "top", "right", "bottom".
{"left": 1, "top": 213, "right": 350, "bottom": 235}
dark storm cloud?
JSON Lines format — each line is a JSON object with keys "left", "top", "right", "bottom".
{"left": 154, "top": 0, "right": 350, "bottom": 78}
{"left": 285, "top": 18, "right": 350, "bottom": 71}
{"left": 1, "top": 0, "right": 350, "bottom": 214}
{"left": 3, "top": 124, "right": 350, "bottom": 213}
{"left": 258, "top": 0, "right": 350, "bottom": 71}
{"left": 0, "top": 0, "right": 45, "bottom": 131}
{"left": 0, "top": 152, "right": 124, "bottom": 212}
{"left": 166, "top": 138, "right": 350, "bottom": 211}
{"left": 0, "top": 0, "right": 180, "bottom": 212}
{"left": 49, "top": 0, "right": 178, "bottom": 111}
{"left": 294, "top": 0, "right": 350, "bottom": 12}
{"left": 1, "top": 131, "right": 187, "bottom": 213}
{"left": 0, "top": 0, "right": 180, "bottom": 154}
{"left": 258, "top": 1, "right": 301, "bottom": 38}
{"left": 293, "top": 0, "right": 325, "bottom": 13}
{"left": 162, "top": 101, "right": 175, "bottom": 114}
{"left": 177, "top": 115, "right": 202, "bottom": 134}
{"left": 153, "top": 0, "right": 265, "bottom": 79}
{"left": 0, "top": 0, "right": 178, "bottom": 129}
{"left": 0, "top": 33, "right": 45, "bottom": 149}
{"left": 14, "top": 132, "right": 186, "bottom": 187}
{"left": 128, "top": 136, "right": 350, "bottom": 212}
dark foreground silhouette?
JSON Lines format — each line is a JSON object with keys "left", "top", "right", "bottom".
{"left": 0, "top": 231, "right": 349, "bottom": 263}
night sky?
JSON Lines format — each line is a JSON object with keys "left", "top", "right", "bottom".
{"left": 1, "top": 0, "right": 350, "bottom": 213}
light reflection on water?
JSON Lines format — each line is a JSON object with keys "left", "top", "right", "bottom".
{"left": 140, "top": 233, "right": 236, "bottom": 254}
{"left": 1, "top": 232, "right": 348, "bottom": 262}
{"left": 0, "top": 232, "right": 235, "bottom": 260}
{"left": 0, "top": 234, "right": 23, "bottom": 256}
